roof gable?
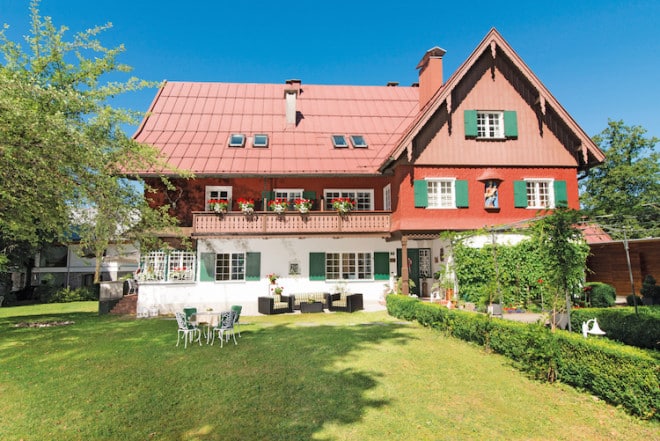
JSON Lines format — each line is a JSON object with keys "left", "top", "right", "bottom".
{"left": 383, "top": 28, "right": 605, "bottom": 171}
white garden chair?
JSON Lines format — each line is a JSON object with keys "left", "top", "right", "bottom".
{"left": 210, "top": 311, "right": 237, "bottom": 347}
{"left": 175, "top": 311, "right": 202, "bottom": 348}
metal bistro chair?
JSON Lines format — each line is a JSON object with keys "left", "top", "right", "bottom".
{"left": 175, "top": 311, "right": 202, "bottom": 348}
{"left": 231, "top": 305, "right": 243, "bottom": 337}
{"left": 211, "top": 311, "right": 238, "bottom": 348}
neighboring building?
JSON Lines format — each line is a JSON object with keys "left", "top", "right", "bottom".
{"left": 131, "top": 29, "right": 604, "bottom": 314}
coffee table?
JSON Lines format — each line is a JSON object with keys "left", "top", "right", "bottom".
{"left": 300, "top": 301, "right": 324, "bottom": 313}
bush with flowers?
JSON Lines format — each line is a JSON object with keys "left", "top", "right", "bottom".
{"left": 208, "top": 199, "right": 228, "bottom": 213}
{"left": 269, "top": 198, "right": 288, "bottom": 213}
{"left": 294, "top": 198, "right": 313, "bottom": 213}
{"left": 332, "top": 197, "right": 355, "bottom": 213}
{"left": 237, "top": 197, "right": 255, "bottom": 214}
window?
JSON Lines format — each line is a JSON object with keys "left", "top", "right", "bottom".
{"left": 206, "top": 186, "right": 232, "bottom": 211}
{"left": 326, "top": 252, "right": 373, "bottom": 280}
{"left": 324, "top": 189, "right": 373, "bottom": 211}
{"left": 477, "top": 112, "right": 503, "bottom": 138}
{"left": 427, "top": 179, "right": 455, "bottom": 208}
{"left": 525, "top": 179, "right": 554, "bottom": 209}
{"left": 383, "top": 184, "right": 392, "bottom": 211}
{"left": 253, "top": 134, "right": 269, "bottom": 147}
{"left": 414, "top": 179, "right": 469, "bottom": 208}
{"left": 167, "top": 251, "right": 196, "bottom": 282}
{"left": 138, "top": 250, "right": 196, "bottom": 283}
{"left": 274, "top": 189, "right": 303, "bottom": 207}
{"left": 419, "top": 249, "right": 431, "bottom": 278}
{"left": 464, "top": 110, "right": 518, "bottom": 138}
{"left": 331, "top": 135, "right": 348, "bottom": 148}
{"left": 215, "top": 253, "right": 245, "bottom": 281}
{"left": 350, "top": 135, "right": 367, "bottom": 148}
{"left": 228, "top": 134, "right": 246, "bottom": 147}
{"left": 39, "top": 245, "right": 68, "bottom": 267}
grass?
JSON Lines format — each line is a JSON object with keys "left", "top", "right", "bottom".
{"left": 1, "top": 302, "right": 658, "bottom": 440}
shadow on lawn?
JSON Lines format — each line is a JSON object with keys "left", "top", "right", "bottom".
{"left": 1, "top": 312, "right": 416, "bottom": 441}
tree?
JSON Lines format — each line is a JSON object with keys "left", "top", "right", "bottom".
{"left": 580, "top": 120, "right": 659, "bottom": 239}
{"left": 0, "top": 1, "right": 183, "bottom": 280}
{"left": 529, "top": 208, "right": 590, "bottom": 331}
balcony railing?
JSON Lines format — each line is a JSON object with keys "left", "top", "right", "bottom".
{"left": 192, "top": 211, "right": 391, "bottom": 236}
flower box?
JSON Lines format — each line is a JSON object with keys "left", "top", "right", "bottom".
{"left": 237, "top": 197, "right": 255, "bottom": 214}
{"left": 332, "top": 197, "right": 355, "bottom": 214}
{"left": 208, "top": 199, "right": 228, "bottom": 213}
{"left": 294, "top": 198, "right": 313, "bottom": 213}
{"left": 269, "top": 198, "right": 288, "bottom": 213}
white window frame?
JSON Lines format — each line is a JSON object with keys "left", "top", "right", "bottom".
{"left": 383, "top": 184, "right": 392, "bottom": 211}
{"left": 205, "top": 186, "right": 232, "bottom": 211}
{"left": 215, "top": 252, "right": 245, "bottom": 281}
{"left": 167, "top": 251, "right": 196, "bottom": 282}
{"left": 477, "top": 111, "right": 504, "bottom": 139}
{"left": 138, "top": 250, "right": 196, "bottom": 283}
{"left": 326, "top": 252, "right": 373, "bottom": 280}
{"left": 274, "top": 188, "right": 304, "bottom": 205}
{"left": 426, "top": 178, "right": 456, "bottom": 209}
{"left": 324, "top": 189, "right": 374, "bottom": 211}
{"left": 525, "top": 179, "right": 555, "bottom": 209}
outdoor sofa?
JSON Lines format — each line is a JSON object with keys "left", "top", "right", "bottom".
{"left": 290, "top": 292, "right": 331, "bottom": 310}
{"left": 327, "top": 293, "right": 363, "bottom": 312}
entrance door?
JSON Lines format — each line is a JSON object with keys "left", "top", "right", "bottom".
{"left": 396, "top": 248, "right": 420, "bottom": 296}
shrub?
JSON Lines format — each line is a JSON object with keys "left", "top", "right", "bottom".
{"left": 571, "top": 307, "right": 660, "bottom": 350}
{"left": 386, "top": 295, "right": 660, "bottom": 420}
{"left": 584, "top": 282, "right": 615, "bottom": 307}
{"left": 626, "top": 294, "right": 642, "bottom": 307}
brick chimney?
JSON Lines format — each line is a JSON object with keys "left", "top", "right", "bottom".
{"left": 416, "top": 47, "right": 446, "bottom": 110}
{"left": 284, "top": 79, "right": 301, "bottom": 125}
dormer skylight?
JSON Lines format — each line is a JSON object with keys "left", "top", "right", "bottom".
{"left": 228, "top": 134, "right": 246, "bottom": 147}
{"left": 253, "top": 134, "right": 269, "bottom": 148}
{"left": 350, "top": 135, "right": 367, "bottom": 148}
{"left": 332, "top": 135, "right": 348, "bottom": 148}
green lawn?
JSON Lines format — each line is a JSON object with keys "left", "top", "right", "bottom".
{"left": 1, "top": 302, "right": 658, "bottom": 440}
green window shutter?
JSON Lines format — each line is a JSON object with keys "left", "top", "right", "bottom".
{"left": 374, "top": 252, "right": 390, "bottom": 280}
{"left": 245, "top": 252, "right": 261, "bottom": 281}
{"left": 413, "top": 180, "right": 428, "bottom": 208}
{"left": 504, "top": 111, "right": 518, "bottom": 138}
{"left": 513, "top": 181, "right": 528, "bottom": 207}
{"left": 464, "top": 110, "right": 478, "bottom": 137}
{"left": 455, "top": 180, "right": 469, "bottom": 207}
{"left": 302, "top": 191, "right": 316, "bottom": 208}
{"left": 261, "top": 190, "right": 275, "bottom": 202}
{"left": 554, "top": 180, "right": 568, "bottom": 207}
{"left": 309, "top": 253, "right": 326, "bottom": 281}
{"left": 199, "top": 253, "right": 216, "bottom": 282}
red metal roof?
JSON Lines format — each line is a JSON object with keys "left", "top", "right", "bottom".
{"left": 134, "top": 82, "right": 419, "bottom": 175}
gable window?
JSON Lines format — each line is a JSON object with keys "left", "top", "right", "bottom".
{"left": 414, "top": 179, "right": 469, "bottom": 208}
{"left": 206, "top": 186, "right": 232, "bottom": 211}
{"left": 350, "top": 135, "right": 367, "bottom": 148}
{"left": 253, "top": 134, "right": 269, "bottom": 147}
{"left": 383, "top": 184, "right": 392, "bottom": 211}
{"left": 464, "top": 110, "right": 518, "bottom": 139}
{"left": 215, "top": 252, "right": 245, "bottom": 281}
{"left": 326, "top": 252, "right": 373, "bottom": 280}
{"left": 331, "top": 135, "right": 348, "bottom": 148}
{"left": 228, "top": 134, "right": 246, "bottom": 147}
{"left": 478, "top": 112, "right": 503, "bottom": 138}
{"left": 324, "top": 189, "right": 373, "bottom": 211}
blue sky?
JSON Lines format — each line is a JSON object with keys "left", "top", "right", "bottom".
{"left": 1, "top": 0, "right": 659, "bottom": 139}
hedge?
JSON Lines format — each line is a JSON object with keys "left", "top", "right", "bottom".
{"left": 570, "top": 307, "right": 660, "bottom": 350}
{"left": 386, "top": 295, "right": 659, "bottom": 420}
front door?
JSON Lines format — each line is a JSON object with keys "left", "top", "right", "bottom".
{"left": 396, "top": 248, "right": 420, "bottom": 296}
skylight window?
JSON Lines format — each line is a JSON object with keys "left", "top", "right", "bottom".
{"left": 332, "top": 135, "right": 348, "bottom": 148}
{"left": 253, "top": 134, "right": 269, "bottom": 148}
{"left": 350, "top": 135, "right": 367, "bottom": 148}
{"left": 228, "top": 134, "right": 246, "bottom": 147}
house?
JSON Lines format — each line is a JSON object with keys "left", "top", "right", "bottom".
{"left": 131, "top": 29, "right": 604, "bottom": 314}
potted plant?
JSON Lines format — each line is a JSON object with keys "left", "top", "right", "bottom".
{"left": 294, "top": 198, "right": 313, "bottom": 213}
{"left": 237, "top": 198, "right": 255, "bottom": 214}
{"left": 332, "top": 197, "right": 355, "bottom": 214}
{"left": 267, "top": 273, "right": 278, "bottom": 284}
{"left": 208, "top": 199, "right": 228, "bottom": 213}
{"left": 269, "top": 198, "right": 288, "bottom": 213}
{"left": 274, "top": 286, "right": 284, "bottom": 296}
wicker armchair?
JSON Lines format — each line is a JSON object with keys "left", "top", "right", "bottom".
{"left": 258, "top": 295, "right": 293, "bottom": 314}
{"left": 327, "top": 293, "right": 364, "bottom": 312}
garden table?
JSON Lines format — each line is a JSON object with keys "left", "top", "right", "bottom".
{"left": 191, "top": 312, "right": 222, "bottom": 344}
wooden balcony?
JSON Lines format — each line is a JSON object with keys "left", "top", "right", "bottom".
{"left": 192, "top": 211, "right": 392, "bottom": 237}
